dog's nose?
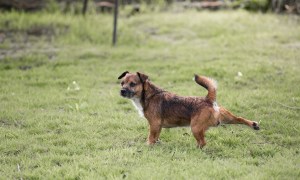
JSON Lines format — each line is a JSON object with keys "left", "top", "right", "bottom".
{"left": 120, "top": 89, "right": 126, "bottom": 96}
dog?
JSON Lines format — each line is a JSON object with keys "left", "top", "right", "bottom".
{"left": 118, "top": 71, "right": 259, "bottom": 148}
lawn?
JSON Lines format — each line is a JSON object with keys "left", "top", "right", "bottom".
{"left": 0, "top": 10, "right": 300, "bottom": 179}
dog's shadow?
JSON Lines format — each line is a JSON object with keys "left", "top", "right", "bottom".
{"left": 125, "top": 127, "right": 253, "bottom": 160}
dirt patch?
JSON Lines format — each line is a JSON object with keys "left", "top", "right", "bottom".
{"left": 284, "top": 42, "right": 300, "bottom": 49}
{"left": 0, "top": 117, "right": 25, "bottom": 128}
{"left": 0, "top": 23, "right": 68, "bottom": 61}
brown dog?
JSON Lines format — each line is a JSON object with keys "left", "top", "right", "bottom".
{"left": 118, "top": 71, "right": 259, "bottom": 148}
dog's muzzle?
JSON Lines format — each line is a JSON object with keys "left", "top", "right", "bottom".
{"left": 120, "top": 89, "right": 135, "bottom": 98}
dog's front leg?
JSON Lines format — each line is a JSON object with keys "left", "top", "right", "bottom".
{"left": 147, "top": 123, "right": 162, "bottom": 145}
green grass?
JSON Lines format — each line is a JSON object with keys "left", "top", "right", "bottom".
{"left": 0, "top": 10, "right": 300, "bottom": 179}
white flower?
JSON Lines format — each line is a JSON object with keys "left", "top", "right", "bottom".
{"left": 67, "top": 81, "right": 80, "bottom": 91}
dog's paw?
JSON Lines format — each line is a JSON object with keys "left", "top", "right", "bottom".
{"left": 252, "top": 122, "right": 260, "bottom": 130}
{"left": 147, "top": 139, "right": 161, "bottom": 145}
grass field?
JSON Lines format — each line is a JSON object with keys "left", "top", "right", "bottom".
{"left": 0, "top": 10, "right": 300, "bottom": 179}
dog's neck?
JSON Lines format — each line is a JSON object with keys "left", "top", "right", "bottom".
{"left": 141, "top": 81, "right": 165, "bottom": 109}
{"left": 131, "top": 81, "right": 165, "bottom": 117}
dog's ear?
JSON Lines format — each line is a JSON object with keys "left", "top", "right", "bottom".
{"left": 118, "top": 71, "right": 129, "bottom": 79}
{"left": 137, "top": 72, "right": 149, "bottom": 83}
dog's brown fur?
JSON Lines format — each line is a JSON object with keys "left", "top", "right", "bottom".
{"left": 118, "top": 71, "right": 259, "bottom": 148}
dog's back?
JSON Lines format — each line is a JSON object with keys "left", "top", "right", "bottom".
{"left": 159, "top": 94, "right": 214, "bottom": 128}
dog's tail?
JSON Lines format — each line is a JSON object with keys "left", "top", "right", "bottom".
{"left": 194, "top": 74, "right": 217, "bottom": 103}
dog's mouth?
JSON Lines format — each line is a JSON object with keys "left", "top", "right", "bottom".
{"left": 120, "top": 89, "right": 135, "bottom": 99}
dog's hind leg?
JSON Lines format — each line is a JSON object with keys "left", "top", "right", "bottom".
{"left": 190, "top": 110, "right": 212, "bottom": 148}
{"left": 191, "top": 127, "right": 207, "bottom": 148}
{"left": 219, "top": 107, "right": 259, "bottom": 130}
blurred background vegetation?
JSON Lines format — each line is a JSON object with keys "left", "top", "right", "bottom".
{"left": 0, "top": 0, "right": 299, "bottom": 14}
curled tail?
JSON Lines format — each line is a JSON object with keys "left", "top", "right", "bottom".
{"left": 194, "top": 74, "right": 217, "bottom": 102}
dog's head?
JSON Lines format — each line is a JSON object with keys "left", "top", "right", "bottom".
{"left": 118, "top": 71, "right": 149, "bottom": 99}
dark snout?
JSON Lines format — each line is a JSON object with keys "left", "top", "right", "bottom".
{"left": 120, "top": 88, "right": 135, "bottom": 98}
{"left": 120, "top": 89, "right": 127, "bottom": 97}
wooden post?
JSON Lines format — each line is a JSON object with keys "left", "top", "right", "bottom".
{"left": 82, "top": 0, "right": 89, "bottom": 15}
{"left": 112, "top": 0, "right": 119, "bottom": 46}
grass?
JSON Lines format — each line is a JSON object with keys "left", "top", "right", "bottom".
{"left": 0, "top": 9, "right": 300, "bottom": 179}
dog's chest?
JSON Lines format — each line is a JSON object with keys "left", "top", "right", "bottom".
{"left": 131, "top": 98, "right": 144, "bottom": 117}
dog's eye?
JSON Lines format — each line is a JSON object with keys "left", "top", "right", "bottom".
{"left": 130, "top": 82, "right": 136, "bottom": 87}
{"left": 121, "top": 82, "right": 124, "bottom": 86}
